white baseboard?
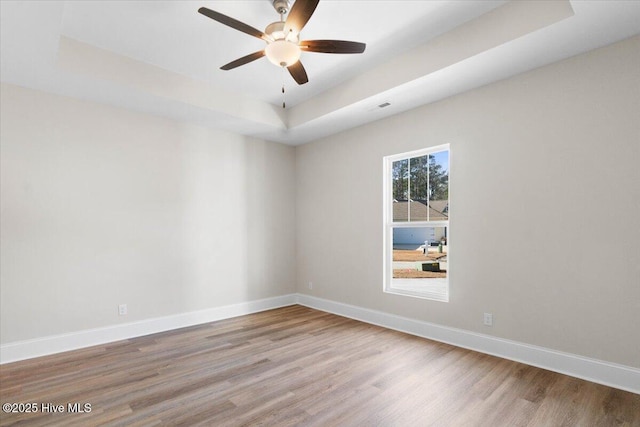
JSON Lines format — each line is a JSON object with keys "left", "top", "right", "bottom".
{"left": 296, "top": 294, "right": 640, "bottom": 394}
{"left": 3, "top": 293, "right": 638, "bottom": 395}
{"left": 0, "top": 294, "right": 297, "bottom": 364}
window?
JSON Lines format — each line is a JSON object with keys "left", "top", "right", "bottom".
{"left": 383, "top": 145, "right": 449, "bottom": 301}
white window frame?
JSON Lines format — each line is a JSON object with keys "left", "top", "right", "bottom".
{"left": 383, "top": 144, "right": 450, "bottom": 302}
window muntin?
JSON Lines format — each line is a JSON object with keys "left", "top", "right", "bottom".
{"left": 384, "top": 145, "right": 449, "bottom": 301}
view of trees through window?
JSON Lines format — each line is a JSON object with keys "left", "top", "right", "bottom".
{"left": 392, "top": 152, "right": 449, "bottom": 221}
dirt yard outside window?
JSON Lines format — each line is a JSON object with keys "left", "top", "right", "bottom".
{"left": 392, "top": 249, "right": 447, "bottom": 279}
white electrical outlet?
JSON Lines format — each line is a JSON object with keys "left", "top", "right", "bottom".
{"left": 118, "top": 304, "right": 128, "bottom": 316}
{"left": 483, "top": 312, "right": 493, "bottom": 326}
{"left": 308, "top": 282, "right": 313, "bottom": 290}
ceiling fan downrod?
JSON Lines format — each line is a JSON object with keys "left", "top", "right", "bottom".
{"left": 272, "top": 0, "right": 290, "bottom": 15}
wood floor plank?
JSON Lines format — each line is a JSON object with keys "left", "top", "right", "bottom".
{"left": 1, "top": 305, "right": 638, "bottom": 426}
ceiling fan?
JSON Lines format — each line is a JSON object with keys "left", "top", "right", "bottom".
{"left": 197, "top": 0, "right": 366, "bottom": 86}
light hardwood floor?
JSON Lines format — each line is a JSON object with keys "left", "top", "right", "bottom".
{"left": 1, "top": 305, "right": 638, "bottom": 426}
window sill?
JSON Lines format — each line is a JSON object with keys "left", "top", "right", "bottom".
{"left": 385, "top": 278, "right": 449, "bottom": 302}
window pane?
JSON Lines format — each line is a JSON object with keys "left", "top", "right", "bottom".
{"left": 392, "top": 159, "right": 408, "bottom": 222}
{"left": 409, "top": 155, "right": 429, "bottom": 202}
{"left": 391, "top": 227, "right": 447, "bottom": 298}
{"left": 428, "top": 151, "right": 449, "bottom": 221}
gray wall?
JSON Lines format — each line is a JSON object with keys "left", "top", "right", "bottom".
{"left": 295, "top": 36, "right": 640, "bottom": 368}
{"left": 0, "top": 84, "right": 296, "bottom": 343}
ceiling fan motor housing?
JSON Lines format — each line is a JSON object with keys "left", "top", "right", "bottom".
{"left": 265, "top": 21, "right": 298, "bottom": 42}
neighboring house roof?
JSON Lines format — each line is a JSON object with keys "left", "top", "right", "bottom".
{"left": 393, "top": 200, "right": 448, "bottom": 221}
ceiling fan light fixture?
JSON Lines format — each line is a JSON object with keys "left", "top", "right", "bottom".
{"left": 265, "top": 40, "right": 301, "bottom": 67}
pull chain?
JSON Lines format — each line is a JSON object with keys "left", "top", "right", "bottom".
{"left": 282, "top": 66, "right": 286, "bottom": 109}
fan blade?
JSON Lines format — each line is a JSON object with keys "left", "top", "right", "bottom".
{"left": 301, "top": 40, "right": 366, "bottom": 54}
{"left": 220, "top": 51, "right": 265, "bottom": 70}
{"left": 284, "top": 0, "right": 319, "bottom": 35}
{"left": 288, "top": 61, "right": 309, "bottom": 85}
{"left": 198, "top": 7, "right": 268, "bottom": 41}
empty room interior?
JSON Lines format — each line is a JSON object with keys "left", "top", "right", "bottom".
{"left": 1, "top": 0, "right": 639, "bottom": 425}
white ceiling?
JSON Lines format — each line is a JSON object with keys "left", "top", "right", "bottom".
{"left": 2, "top": 1, "right": 639, "bottom": 145}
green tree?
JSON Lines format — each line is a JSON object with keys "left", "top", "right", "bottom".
{"left": 392, "top": 153, "right": 448, "bottom": 202}
{"left": 410, "top": 155, "right": 429, "bottom": 201}
{"left": 392, "top": 159, "right": 408, "bottom": 200}
{"left": 428, "top": 155, "right": 448, "bottom": 201}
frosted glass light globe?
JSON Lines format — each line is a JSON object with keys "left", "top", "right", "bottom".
{"left": 265, "top": 40, "right": 301, "bottom": 67}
